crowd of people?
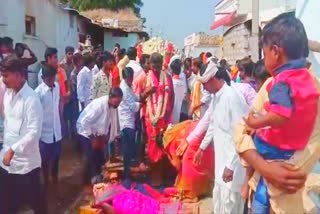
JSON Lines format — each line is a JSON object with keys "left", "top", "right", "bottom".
{"left": 0, "top": 12, "right": 319, "bottom": 214}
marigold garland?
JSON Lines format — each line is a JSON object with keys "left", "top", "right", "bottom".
{"left": 146, "top": 71, "right": 169, "bottom": 127}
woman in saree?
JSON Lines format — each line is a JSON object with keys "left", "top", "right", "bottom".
{"left": 163, "top": 118, "right": 215, "bottom": 201}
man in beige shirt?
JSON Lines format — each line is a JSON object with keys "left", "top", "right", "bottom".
{"left": 91, "top": 52, "right": 114, "bottom": 100}
{"left": 236, "top": 72, "right": 320, "bottom": 213}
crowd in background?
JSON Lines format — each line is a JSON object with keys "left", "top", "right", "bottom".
{"left": 0, "top": 11, "right": 320, "bottom": 214}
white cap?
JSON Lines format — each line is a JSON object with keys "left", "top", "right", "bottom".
{"left": 198, "top": 61, "right": 218, "bottom": 83}
{"left": 169, "top": 54, "right": 181, "bottom": 66}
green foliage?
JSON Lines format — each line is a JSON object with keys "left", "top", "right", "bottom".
{"left": 60, "top": 0, "right": 143, "bottom": 16}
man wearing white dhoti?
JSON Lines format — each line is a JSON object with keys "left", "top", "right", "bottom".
{"left": 193, "top": 61, "right": 248, "bottom": 213}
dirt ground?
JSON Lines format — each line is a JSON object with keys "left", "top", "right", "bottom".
{"left": 46, "top": 137, "right": 215, "bottom": 214}
{"left": 47, "top": 138, "right": 86, "bottom": 214}
{"left": 18, "top": 137, "right": 85, "bottom": 214}
{"left": 20, "top": 136, "right": 214, "bottom": 214}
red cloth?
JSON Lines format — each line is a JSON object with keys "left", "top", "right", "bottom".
{"left": 137, "top": 44, "right": 143, "bottom": 62}
{"left": 167, "top": 43, "right": 173, "bottom": 53}
{"left": 164, "top": 120, "right": 214, "bottom": 198}
{"left": 57, "top": 67, "right": 67, "bottom": 96}
{"left": 259, "top": 68, "right": 319, "bottom": 150}
{"left": 145, "top": 118, "right": 167, "bottom": 163}
{"left": 145, "top": 71, "right": 174, "bottom": 163}
{"left": 133, "top": 71, "right": 147, "bottom": 117}
{"left": 111, "top": 66, "right": 120, "bottom": 87}
{"left": 142, "top": 184, "right": 164, "bottom": 200}
{"left": 164, "top": 54, "right": 171, "bottom": 68}
{"left": 230, "top": 65, "right": 239, "bottom": 81}
{"left": 210, "top": 11, "right": 236, "bottom": 30}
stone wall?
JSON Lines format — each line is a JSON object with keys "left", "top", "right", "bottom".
{"left": 222, "top": 22, "right": 252, "bottom": 64}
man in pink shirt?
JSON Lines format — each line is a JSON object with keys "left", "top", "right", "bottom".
{"left": 133, "top": 54, "right": 150, "bottom": 95}
{"left": 132, "top": 54, "right": 151, "bottom": 170}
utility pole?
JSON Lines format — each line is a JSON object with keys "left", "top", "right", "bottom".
{"left": 252, "top": 0, "right": 260, "bottom": 61}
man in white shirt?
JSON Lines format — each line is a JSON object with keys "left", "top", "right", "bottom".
{"left": 126, "top": 46, "right": 146, "bottom": 169}
{"left": 38, "top": 47, "right": 67, "bottom": 87}
{"left": 118, "top": 67, "right": 154, "bottom": 179}
{"left": 189, "top": 58, "right": 212, "bottom": 119}
{"left": 126, "top": 47, "right": 143, "bottom": 80}
{"left": 179, "top": 58, "right": 193, "bottom": 121}
{"left": 0, "top": 55, "right": 46, "bottom": 214}
{"left": 77, "top": 87, "right": 123, "bottom": 184}
{"left": 170, "top": 59, "right": 187, "bottom": 124}
{"left": 190, "top": 62, "right": 248, "bottom": 214}
{"left": 77, "top": 53, "right": 95, "bottom": 111}
{"left": 38, "top": 48, "right": 69, "bottom": 137}
{"left": 119, "top": 67, "right": 141, "bottom": 179}
{"left": 35, "top": 65, "right": 62, "bottom": 188}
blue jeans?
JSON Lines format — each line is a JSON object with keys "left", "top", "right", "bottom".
{"left": 252, "top": 198, "right": 269, "bottom": 214}
{"left": 121, "top": 128, "right": 137, "bottom": 179}
{"left": 63, "top": 96, "right": 79, "bottom": 135}
{"left": 252, "top": 135, "right": 295, "bottom": 214}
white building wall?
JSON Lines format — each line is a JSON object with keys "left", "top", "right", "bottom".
{"left": 0, "top": 0, "right": 7, "bottom": 36}
{"left": 296, "top": 0, "right": 320, "bottom": 78}
{"left": 23, "top": 0, "right": 57, "bottom": 79}
{"left": 215, "top": 0, "right": 297, "bottom": 25}
{"left": 237, "top": 0, "right": 296, "bottom": 14}
{"left": 0, "top": 0, "right": 25, "bottom": 40}
{"left": 184, "top": 33, "right": 221, "bottom": 57}
{"left": 104, "top": 31, "right": 139, "bottom": 52}
{"left": 215, "top": 0, "right": 298, "bottom": 63}
{"left": 0, "top": 0, "right": 80, "bottom": 87}
{"left": 25, "top": 0, "right": 78, "bottom": 60}
{"left": 55, "top": 9, "right": 79, "bottom": 60}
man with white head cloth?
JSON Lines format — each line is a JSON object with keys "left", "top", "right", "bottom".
{"left": 169, "top": 54, "right": 187, "bottom": 85}
{"left": 192, "top": 61, "right": 248, "bottom": 213}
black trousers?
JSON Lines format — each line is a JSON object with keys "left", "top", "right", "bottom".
{"left": 0, "top": 167, "right": 47, "bottom": 214}
{"left": 39, "top": 140, "right": 62, "bottom": 187}
{"left": 121, "top": 128, "right": 137, "bottom": 179}
{"left": 136, "top": 115, "right": 146, "bottom": 163}
{"left": 79, "top": 135, "right": 106, "bottom": 183}
{"left": 244, "top": 199, "right": 250, "bottom": 214}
